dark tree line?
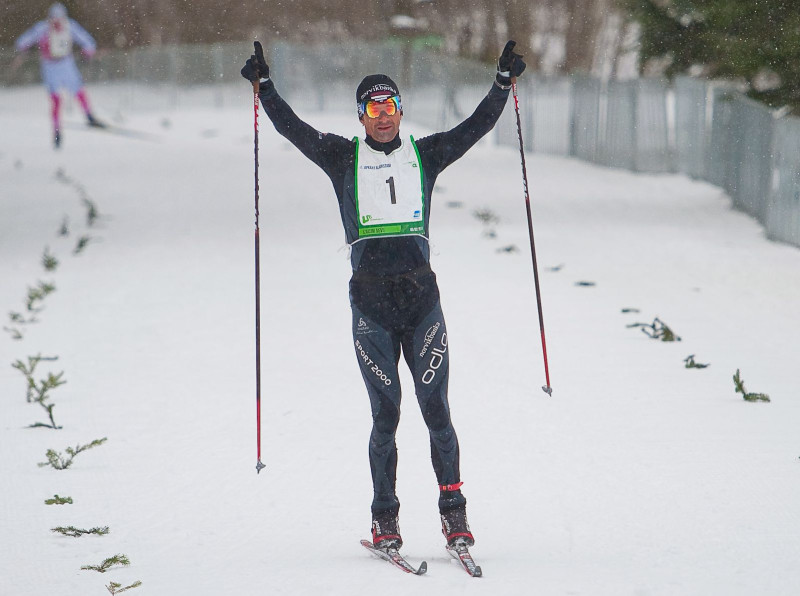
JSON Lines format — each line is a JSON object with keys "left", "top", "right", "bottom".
{"left": 2, "top": 0, "right": 626, "bottom": 75}
{"left": 621, "top": 0, "right": 800, "bottom": 110}
{"left": 9, "top": 0, "right": 794, "bottom": 111}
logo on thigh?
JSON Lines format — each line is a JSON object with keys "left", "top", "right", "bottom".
{"left": 419, "top": 322, "right": 441, "bottom": 358}
{"left": 355, "top": 339, "right": 392, "bottom": 386}
{"left": 421, "top": 330, "right": 447, "bottom": 385}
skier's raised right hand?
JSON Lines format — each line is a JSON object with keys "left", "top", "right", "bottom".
{"left": 241, "top": 41, "right": 269, "bottom": 82}
{"left": 496, "top": 40, "right": 526, "bottom": 87}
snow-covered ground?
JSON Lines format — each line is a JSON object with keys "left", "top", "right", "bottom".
{"left": 2, "top": 84, "right": 799, "bottom": 596}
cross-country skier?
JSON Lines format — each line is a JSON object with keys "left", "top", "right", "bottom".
{"left": 241, "top": 40, "right": 525, "bottom": 553}
{"left": 14, "top": 3, "right": 102, "bottom": 148}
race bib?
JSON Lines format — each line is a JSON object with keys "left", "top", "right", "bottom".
{"left": 48, "top": 23, "right": 73, "bottom": 59}
{"left": 355, "top": 136, "right": 425, "bottom": 239}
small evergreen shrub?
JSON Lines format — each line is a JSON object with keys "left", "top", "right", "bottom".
{"left": 42, "top": 247, "right": 59, "bottom": 272}
{"left": 55, "top": 169, "right": 104, "bottom": 227}
{"left": 733, "top": 369, "right": 770, "bottom": 402}
{"left": 496, "top": 245, "right": 518, "bottom": 253}
{"left": 44, "top": 494, "right": 73, "bottom": 505}
{"left": 39, "top": 438, "right": 108, "bottom": 470}
{"left": 82, "top": 198, "right": 100, "bottom": 227}
{"left": 3, "top": 325, "right": 24, "bottom": 340}
{"left": 81, "top": 554, "right": 130, "bottom": 573}
{"left": 627, "top": 317, "right": 681, "bottom": 341}
{"left": 684, "top": 354, "right": 710, "bottom": 369}
{"left": 51, "top": 525, "right": 109, "bottom": 537}
{"left": 28, "top": 371, "right": 66, "bottom": 429}
{"left": 107, "top": 580, "right": 142, "bottom": 594}
{"left": 473, "top": 208, "right": 499, "bottom": 238}
{"left": 472, "top": 208, "right": 499, "bottom": 225}
{"left": 26, "top": 281, "right": 56, "bottom": 314}
{"left": 73, "top": 235, "right": 93, "bottom": 254}
{"left": 6, "top": 312, "right": 28, "bottom": 340}
{"left": 12, "top": 354, "right": 59, "bottom": 402}
{"left": 12, "top": 355, "right": 65, "bottom": 428}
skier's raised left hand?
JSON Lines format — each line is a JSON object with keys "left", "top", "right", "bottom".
{"left": 241, "top": 41, "right": 270, "bottom": 82}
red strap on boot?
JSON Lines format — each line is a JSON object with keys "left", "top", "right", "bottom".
{"left": 439, "top": 482, "right": 463, "bottom": 492}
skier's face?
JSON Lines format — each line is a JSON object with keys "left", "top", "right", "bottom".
{"left": 360, "top": 104, "right": 402, "bottom": 143}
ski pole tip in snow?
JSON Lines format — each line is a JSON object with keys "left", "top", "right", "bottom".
{"left": 542, "top": 385, "right": 553, "bottom": 396}
{"left": 256, "top": 460, "right": 266, "bottom": 474}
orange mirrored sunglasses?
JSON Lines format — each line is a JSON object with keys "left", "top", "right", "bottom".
{"left": 361, "top": 96, "right": 401, "bottom": 118}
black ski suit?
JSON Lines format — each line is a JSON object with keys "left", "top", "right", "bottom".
{"left": 257, "top": 78, "right": 510, "bottom": 515}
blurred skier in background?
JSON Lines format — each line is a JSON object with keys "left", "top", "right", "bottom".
{"left": 14, "top": 2, "right": 103, "bottom": 148}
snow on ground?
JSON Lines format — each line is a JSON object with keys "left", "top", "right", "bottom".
{"left": 1, "top": 84, "right": 799, "bottom": 596}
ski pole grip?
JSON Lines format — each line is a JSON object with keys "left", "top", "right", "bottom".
{"left": 252, "top": 80, "right": 259, "bottom": 94}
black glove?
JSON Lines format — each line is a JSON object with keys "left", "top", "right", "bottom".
{"left": 241, "top": 41, "right": 269, "bottom": 82}
{"left": 496, "top": 40, "right": 526, "bottom": 88}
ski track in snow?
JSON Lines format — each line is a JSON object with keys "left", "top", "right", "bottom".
{"left": 1, "top": 85, "right": 800, "bottom": 595}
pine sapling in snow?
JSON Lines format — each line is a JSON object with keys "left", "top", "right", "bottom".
{"left": 55, "top": 168, "right": 91, "bottom": 206}
{"left": 13, "top": 355, "right": 65, "bottom": 428}
{"left": 44, "top": 494, "right": 73, "bottom": 505}
{"left": 3, "top": 324, "right": 24, "bottom": 340}
{"left": 26, "top": 280, "right": 56, "bottom": 315}
{"left": 42, "top": 247, "right": 59, "bottom": 272}
{"left": 106, "top": 580, "right": 142, "bottom": 594}
{"left": 496, "top": 244, "right": 518, "bottom": 253}
{"left": 473, "top": 207, "right": 500, "bottom": 238}
{"left": 54, "top": 168, "right": 105, "bottom": 231}
{"left": 12, "top": 354, "right": 59, "bottom": 402}
{"left": 684, "top": 354, "right": 710, "bottom": 369}
{"left": 30, "top": 398, "right": 60, "bottom": 429}
{"left": 81, "top": 554, "right": 130, "bottom": 573}
{"left": 733, "top": 369, "right": 770, "bottom": 402}
{"left": 39, "top": 437, "right": 107, "bottom": 469}
{"left": 73, "top": 235, "right": 93, "bottom": 254}
{"left": 472, "top": 207, "right": 500, "bottom": 226}
{"left": 28, "top": 371, "right": 66, "bottom": 429}
{"left": 627, "top": 317, "right": 681, "bottom": 341}
{"left": 82, "top": 197, "right": 100, "bottom": 226}
{"left": 58, "top": 216, "right": 70, "bottom": 236}
{"left": 9, "top": 312, "right": 26, "bottom": 324}
{"left": 7, "top": 281, "right": 57, "bottom": 332}
{"left": 51, "top": 525, "right": 109, "bottom": 537}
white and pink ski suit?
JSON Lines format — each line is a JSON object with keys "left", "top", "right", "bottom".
{"left": 15, "top": 7, "right": 96, "bottom": 94}
{"left": 15, "top": 3, "right": 98, "bottom": 140}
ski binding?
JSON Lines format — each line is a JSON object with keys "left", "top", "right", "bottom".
{"left": 446, "top": 541, "right": 482, "bottom": 577}
{"left": 360, "top": 539, "right": 427, "bottom": 575}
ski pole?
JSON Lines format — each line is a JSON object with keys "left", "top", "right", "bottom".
{"left": 511, "top": 77, "right": 552, "bottom": 396}
{"left": 253, "top": 79, "right": 266, "bottom": 473}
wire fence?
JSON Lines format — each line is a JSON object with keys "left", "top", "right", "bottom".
{"left": 2, "top": 40, "right": 798, "bottom": 247}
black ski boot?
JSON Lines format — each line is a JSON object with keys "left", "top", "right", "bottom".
{"left": 371, "top": 510, "right": 402, "bottom": 550}
{"left": 440, "top": 504, "right": 474, "bottom": 547}
{"left": 87, "top": 113, "right": 105, "bottom": 128}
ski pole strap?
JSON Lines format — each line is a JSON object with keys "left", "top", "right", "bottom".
{"left": 439, "top": 482, "right": 463, "bottom": 492}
